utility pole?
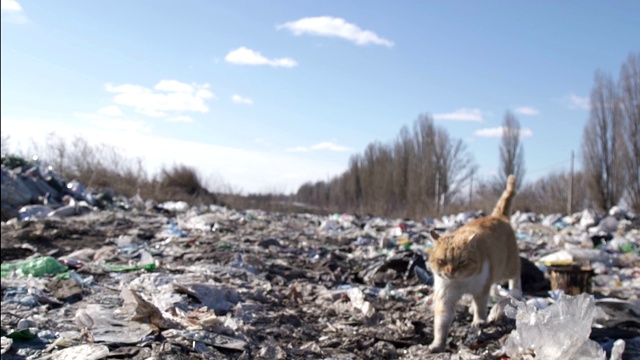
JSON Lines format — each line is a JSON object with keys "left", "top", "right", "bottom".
{"left": 435, "top": 171, "right": 440, "bottom": 214}
{"left": 468, "top": 170, "right": 474, "bottom": 207}
{"left": 567, "top": 150, "right": 574, "bottom": 215}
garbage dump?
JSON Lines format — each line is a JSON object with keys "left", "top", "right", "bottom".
{"left": 1, "top": 160, "right": 639, "bottom": 359}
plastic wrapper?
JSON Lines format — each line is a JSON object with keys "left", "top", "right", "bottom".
{"left": 1, "top": 256, "right": 68, "bottom": 278}
{"left": 504, "top": 293, "right": 607, "bottom": 360}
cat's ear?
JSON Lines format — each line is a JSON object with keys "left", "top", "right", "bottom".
{"left": 467, "top": 233, "right": 478, "bottom": 249}
{"left": 430, "top": 230, "right": 441, "bottom": 241}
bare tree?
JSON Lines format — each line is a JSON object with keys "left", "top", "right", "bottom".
{"left": 514, "top": 170, "right": 588, "bottom": 214}
{"left": 294, "top": 113, "right": 476, "bottom": 218}
{"left": 619, "top": 52, "right": 640, "bottom": 212}
{"left": 1, "top": 134, "right": 10, "bottom": 155}
{"left": 411, "top": 114, "right": 438, "bottom": 214}
{"left": 390, "top": 125, "right": 412, "bottom": 214}
{"left": 358, "top": 142, "right": 394, "bottom": 214}
{"left": 582, "top": 70, "right": 625, "bottom": 211}
{"left": 498, "top": 111, "right": 525, "bottom": 190}
{"left": 344, "top": 154, "right": 363, "bottom": 210}
{"left": 434, "top": 127, "right": 477, "bottom": 214}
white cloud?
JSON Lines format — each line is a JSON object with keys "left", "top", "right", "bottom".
{"left": 514, "top": 106, "right": 539, "bottom": 116}
{"left": 225, "top": 47, "right": 297, "bottom": 67}
{"left": 97, "top": 105, "right": 124, "bottom": 116}
{"left": 567, "top": 94, "right": 590, "bottom": 110}
{"left": 278, "top": 16, "right": 393, "bottom": 47}
{"left": 155, "top": 80, "right": 194, "bottom": 93}
{"left": 105, "top": 80, "right": 213, "bottom": 118}
{"left": 1, "top": 0, "right": 27, "bottom": 23}
{"left": 312, "top": 142, "right": 350, "bottom": 151}
{"left": 474, "top": 126, "right": 533, "bottom": 138}
{"left": 168, "top": 115, "right": 193, "bottom": 123}
{"left": 433, "top": 108, "right": 484, "bottom": 122}
{"left": 287, "top": 141, "right": 350, "bottom": 152}
{"left": 232, "top": 95, "right": 253, "bottom": 105}
{"left": 1, "top": 0, "right": 21, "bottom": 11}
{"left": 196, "top": 89, "right": 214, "bottom": 98}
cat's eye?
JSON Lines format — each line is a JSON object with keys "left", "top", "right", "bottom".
{"left": 437, "top": 259, "right": 446, "bottom": 266}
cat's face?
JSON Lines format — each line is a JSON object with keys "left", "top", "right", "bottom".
{"left": 428, "top": 232, "right": 480, "bottom": 280}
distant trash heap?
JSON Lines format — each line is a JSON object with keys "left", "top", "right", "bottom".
{"left": 1, "top": 155, "right": 132, "bottom": 222}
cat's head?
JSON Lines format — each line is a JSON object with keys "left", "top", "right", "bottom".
{"left": 428, "top": 230, "right": 481, "bottom": 280}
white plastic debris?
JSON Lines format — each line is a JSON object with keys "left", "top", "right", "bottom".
{"left": 537, "top": 249, "right": 574, "bottom": 266}
{"left": 609, "top": 206, "right": 627, "bottom": 219}
{"left": 347, "top": 287, "right": 375, "bottom": 317}
{"left": 48, "top": 343, "right": 109, "bottom": 360}
{"left": 504, "top": 293, "right": 607, "bottom": 360}
{"left": 542, "top": 213, "right": 564, "bottom": 227}
{"left": 609, "top": 339, "right": 626, "bottom": 360}
{"left": 157, "top": 200, "right": 190, "bottom": 213}
{"left": 537, "top": 248, "right": 619, "bottom": 267}
{"left": 179, "top": 213, "right": 220, "bottom": 232}
{"left": 580, "top": 209, "right": 600, "bottom": 229}
{"left": 173, "top": 282, "right": 240, "bottom": 315}
{"left": 0, "top": 336, "right": 12, "bottom": 355}
{"left": 78, "top": 304, "right": 154, "bottom": 344}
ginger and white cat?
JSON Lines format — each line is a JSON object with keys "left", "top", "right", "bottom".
{"left": 427, "top": 175, "right": 521, "bottom": 352}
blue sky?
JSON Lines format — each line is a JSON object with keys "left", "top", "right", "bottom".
{"left": 2, "top": 1, "right": 639, "bottom": 194}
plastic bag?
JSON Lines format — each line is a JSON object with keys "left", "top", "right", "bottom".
{"left": 1, "top": 256, "right": 68, "bottom": 278}
{"left": 504, "top": 293, "right": 607, "bottom": 360}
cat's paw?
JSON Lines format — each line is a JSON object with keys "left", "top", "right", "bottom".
{"left": 487, "top": 296, "right": 513, "bottom": 324}
{"left": 471, "top": 319, "right": 486, "bottom": 328}
{"left": 428, "top": 342, "right": 445, "bottom": 353}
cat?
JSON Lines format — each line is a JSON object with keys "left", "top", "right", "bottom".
{"left": 427, "top": 174, "right": 521, "bottom": 353}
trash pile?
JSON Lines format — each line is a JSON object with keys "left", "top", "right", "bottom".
{"left": 1, "top": 156, "right": 133, "bottom": 222}
{"left": 1, "top": 160, "right": 639, "bottom": 359}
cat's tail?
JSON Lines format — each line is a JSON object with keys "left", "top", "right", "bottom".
{"left": 491, "top": 175, "right": 516, "bottom": 219}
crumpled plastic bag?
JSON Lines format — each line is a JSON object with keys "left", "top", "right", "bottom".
{"left": 1, "top": 256, "right": 68, "bottom": 278}
{"left": 347, "top": 287, "right": 376, "bottom": 318}
{"left": 504, "top": 293, "right": 607, "bottom": 360}
{"left": 48, "top": 343, "right": 110, "bottom": 360}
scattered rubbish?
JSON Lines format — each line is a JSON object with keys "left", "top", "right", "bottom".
{"left": 163, "top": 220, "right": 187, "bottom": 237}
{"left": 609, "top": 339, "right": 626, "bottom": 360}
{"left": 1, "top": 336, "right": 13, "bottom": 355}
{"left": 173, "top": 283, "right": 240, "bottom": 315}
{"left": 346, "top": 287, "right": 376, "bottom": 318}
{"left": 504, "top": 293, "right": 607, "bottom": 360}
{"left": 177, "top": 329, "right": 247, "bottom": 351}
{"left": 1, "top": 160, "right": 638, "bottom": 358}
{"left": 46, "top": 277, "right": 83, "bottom": 302}
{"left": 18, "top": 204, "right": 54, "bottom": 221}
{"left": 1, "top": 256, "right": 68, "bottom": 278}
{"left": 548, "top": 264, "right": 594, "bottom": 295}
{"left": 6, "top": 329, "right": 37, "bottom": 342}
{"left": 80, "top": 304, "right": 155, "bottom": 344}
{"left": 102, "top": 262, "right": 157, "bottom": 273}
{"left": 45, "top": 343, "right": 110, "bottom": 360}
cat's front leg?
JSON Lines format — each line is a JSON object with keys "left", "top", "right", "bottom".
{"left": 508, "top": 276, "right": 523, "bottom": 299}
{"left": 471, "top": 292, "right": 489, "bottom": 327}
{"left": 429, "top": 291, "right": 456, "bottom": 352}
